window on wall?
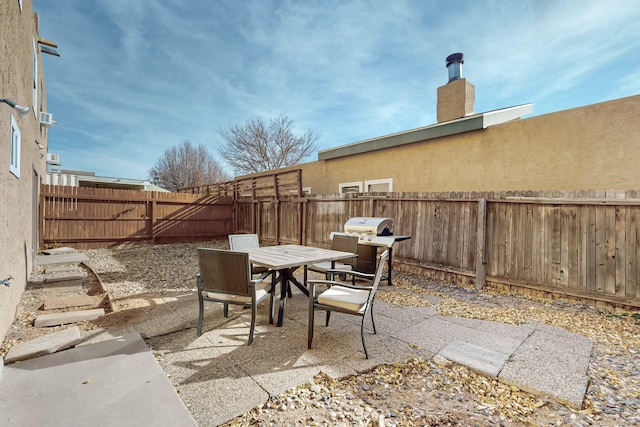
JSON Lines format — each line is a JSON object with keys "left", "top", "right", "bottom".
{"left": 33, "top": 39, "right": 38, "bottom": 118}
{"left": 10, "top": 115, "right": 21, "bottom": 178}
{"left": 365, "top": 178, "right": 393, "bottom": 192}
{"left": 339, "top": 181, "right": 363, "bottom": 193}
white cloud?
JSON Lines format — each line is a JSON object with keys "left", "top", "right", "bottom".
{"left": 34, "top": 0, "right": 640, "bottom": 179}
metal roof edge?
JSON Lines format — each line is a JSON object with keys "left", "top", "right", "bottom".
{"left": 481, "top": 103, "right": 533, "bottom": 128}
{"left": 317, "top": 103, "right": 533, "bottom": 161}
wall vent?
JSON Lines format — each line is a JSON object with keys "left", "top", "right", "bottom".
{"left": 40, "top": 112, "right": 54, "bottom": 127}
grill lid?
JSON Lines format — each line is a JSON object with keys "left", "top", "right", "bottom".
{"left": 343, "top": 217, "right": 393, "bottom": 236}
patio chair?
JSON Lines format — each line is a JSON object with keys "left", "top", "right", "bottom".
{"left": 306, "top": 234, "right": 359, "bottom": 281}
{"left": 229, "top": 233, "right": 280, "bottom": 297}
{"left": 196, "top": 248, "right": 274, "bottom": 345}
{"left": 307, "top": 250, "right": 389, "bottom": 359}
{"left": 228, "top": 234, "right": 270, "bottom": 276}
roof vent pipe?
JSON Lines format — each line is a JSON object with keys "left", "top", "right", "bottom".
{"left": 446, "top": 52, "right": 464, "bottom": 82}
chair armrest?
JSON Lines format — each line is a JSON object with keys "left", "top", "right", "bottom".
{"left": 322, "top": 269, "right": 376, "bottom": 280}
{"left": 195, "top": 273, "right": 204, "bottom": 291}
{"left": 306, "top": 278, "right": 373, "bottom": 291}
{"left": 250, "top": 271, "right": 271, "bottom": 284}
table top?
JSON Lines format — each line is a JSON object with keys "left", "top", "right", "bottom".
{"left": 247, "top": 244, "right": 356, "bottom": 270}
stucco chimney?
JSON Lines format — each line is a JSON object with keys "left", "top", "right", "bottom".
{"left": 437, "top": 52, "right": 475, "bottom": 122}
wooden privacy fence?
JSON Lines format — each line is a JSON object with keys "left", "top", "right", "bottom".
{"left": 40, "top": 185, "right": 233, "bottom": 249}
{"left": 181, "top": 169, "right": 305, "bottom": 245}
{"left": 41, "top": 179, "right": 640, "bottom": 309}
{"left": 235, "top": 190, "right": 640, "bottom": 309}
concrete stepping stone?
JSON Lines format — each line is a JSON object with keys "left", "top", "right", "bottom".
{"left": 36, "top": 252, "right": 89, "bottom": 266}
{"left": 4, "top": 326, "right": 82, "bottom": 364}
{"left": 34, "top": 309, "right": 105, "bottom": 327}
{"left": 44, "top": 295, "right": 103, "bottom": 310}
{"left": 41, "top": 247, "right": 77, "bottom": 255}
{"left": 437, "top": 340, "right": 509, "bottom": 378}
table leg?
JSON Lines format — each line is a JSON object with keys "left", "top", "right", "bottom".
{"left": 277, "top": 269, "right": 288, "bottom": 327}
{"left": 387, "top": 247, "right": 394, "bottom": 286}
{"left": 274, "top": 266, "right": 311, "bottom": 327}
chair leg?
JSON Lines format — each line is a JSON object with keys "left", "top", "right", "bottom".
{"left": 197, "top": 294, "right": 204, "bottom": 336}
{"left": 360, "top": 316, "right": 369, "bottom": 359}
{"left": 325, "top": 310, "right": 331, "bottom": 326}
{"left": 248, "top": 303, "right": 257, "bottom": 345}
{"left": 369, "top": 302, "right": 377, "bottom": 334}
{"left": 268, "top": 283, "right": 275, "bottom": 324}
{"left": 223, "top": 303, "right": 229, "bottom": 318}
{"left": 308, "top": 298, "right": 315, "bottom": 349}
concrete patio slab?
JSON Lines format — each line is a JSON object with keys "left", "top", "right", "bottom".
{"left": 499, "top": 326, "right": 593, "bottom": 409}
{"left": 3, "top": 273, "right": 596, "bottom": 426}
{"left": 0, "top": 332, "right": 196, "bottom": 427}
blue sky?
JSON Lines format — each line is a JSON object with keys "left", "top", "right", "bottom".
{"left": 34, "top": 0, "right": 640, "bottom": 181}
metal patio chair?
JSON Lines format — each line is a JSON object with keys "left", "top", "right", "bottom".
{"left": 196, "top": 248, "right": 274, "bottom": 345}
{"left": 307, "top": 250, "right": 389, "bottom": 359}
{"left": 228, "top": 234, "right": 270, "bottom": 276}
{"left": 306, "top": 234, "right": 359, "bottom": 281}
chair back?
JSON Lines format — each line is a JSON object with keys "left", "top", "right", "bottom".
{"left": 355, "top": 244, "right": 377, "bottom": 274}
{"left": 368, "top": 250, "right": 389, "bottom": 302}
{"left": 228, "top": 234, "right": 260, "bottom": 251}
{"left": 331, "top": 234, "right": 359, "bottom": 268}
{"left": 198, "top": 248, "right": 252, "bottom": 297}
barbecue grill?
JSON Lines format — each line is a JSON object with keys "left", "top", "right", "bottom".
{"left": 330, "top": 217, "right": 411, "bottom": 285}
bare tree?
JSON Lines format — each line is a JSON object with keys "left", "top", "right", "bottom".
{"left": 218, "top": 114, "right": 319, "bottom": 175}
{"left": 148, "top": 140, "right": 229, "bottom": 191}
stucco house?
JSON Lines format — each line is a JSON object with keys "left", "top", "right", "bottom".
{"left": 239, "top": 55, "right": 640, "bottom": 195}
{"left": 1, "top": 1, "right": 58, "bottom": 345}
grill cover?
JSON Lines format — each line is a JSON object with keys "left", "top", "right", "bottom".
{"left": 343, "top": 217, "right": 393, "bottom": 236}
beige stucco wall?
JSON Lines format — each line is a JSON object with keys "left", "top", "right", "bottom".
{"left": 278, "top": 93, "right": 640, "bottom": 194}
{"left": 1, "top": 0, "right": 50, "bottom": 343}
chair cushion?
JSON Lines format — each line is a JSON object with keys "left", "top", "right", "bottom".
{"left": 317, "top": 285, "right": 369, "bottom": 313}
{"left": 204, "top": 284, "right": 271, "bottom": 304}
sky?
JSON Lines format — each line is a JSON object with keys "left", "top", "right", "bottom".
{"left": 34, "top": 0, "right": 640, "bottom": 181}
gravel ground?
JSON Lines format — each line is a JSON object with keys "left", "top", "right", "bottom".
{"left": 5, "top": 241, "right": 640, "bottom": 426}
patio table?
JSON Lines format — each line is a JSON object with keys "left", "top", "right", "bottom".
{"left": 246, "top": 244, "right": 356, "bottom": 326}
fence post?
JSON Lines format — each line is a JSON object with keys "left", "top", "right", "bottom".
{"left": 476, "top": 198, "right": 487, "bottom": 289}
{"left": 150, "top": 197, "right": 157, "bottom": 244}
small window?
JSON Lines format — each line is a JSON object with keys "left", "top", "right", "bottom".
{"left": 365, "top": 178, "right": 393, "bottom": 192}
{"left": 339, "top": 181, "right": 362, "bottom": 193}
{"left": 10, "top": 115, "right": 21, "bottom": 178}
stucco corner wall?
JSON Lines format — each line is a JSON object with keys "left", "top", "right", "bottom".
{"left": 1, "top": 0, "right": 50, "bottom": 343}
